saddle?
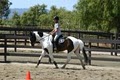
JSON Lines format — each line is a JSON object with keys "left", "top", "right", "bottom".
{"left": 57, "top": 35, "right": 65, "bottom": 44}
{"left": 52, "top": 35, "right": 66, "bottom": 52}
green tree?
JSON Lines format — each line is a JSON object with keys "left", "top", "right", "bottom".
{"left": 38, "top": 14, "right": 51, "bottom": 28}
{"left": 11, "top": 12, "right": 21, "bottom": 26}
{"left": 0, "top": 0, "right": 12, "bottom": 19}
{"left": 49, "top": 6, "right": 74, "bottom": 30}
{"left": 74, "top": 0, "right": 120, "bottom": 32}
{"left": 20, "top": 12, "right": 28, "bottom": 26}
{"left": 20, "top": 4, "right": 47, "bottom": 27}
{"left": 0, "top": 0, "right": 12, "bottom": 25}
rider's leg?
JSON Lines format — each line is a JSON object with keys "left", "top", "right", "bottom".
{"left": 54, "top": 35, "right": 59, "bottom": 48}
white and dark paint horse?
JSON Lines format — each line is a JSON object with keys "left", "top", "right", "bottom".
{"left": 29, "top": 31, "right": 88, "bottom": 69}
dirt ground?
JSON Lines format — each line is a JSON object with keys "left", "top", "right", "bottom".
{"left": 0, "top": 48, "right": 120, "bottom": 80}
{"left": 0, "top": 63, "right": 120, "bottom": 80}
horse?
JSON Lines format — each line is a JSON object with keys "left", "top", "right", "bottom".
{"left": 29, "top": 31, "right": 88, "bottom": 69}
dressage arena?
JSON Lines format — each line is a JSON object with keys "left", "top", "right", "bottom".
{"left": 0, "top": 48, "right": 120, "bottom": 80}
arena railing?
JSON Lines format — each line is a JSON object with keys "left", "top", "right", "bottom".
{"left": 0, "top": 27, "right": 120, "bottom": 65}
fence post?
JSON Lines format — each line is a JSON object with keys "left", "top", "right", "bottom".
{"left": 114, "top": 33, "right": 118, "bottom": 56}
{"left": 110, "top": 34, "right": 114, "bottom": 55}
{"left": 25, "top": 31, "right": 27, "bottom": 46}
{"left": 88, "top": 41, "right": 91, "bottom": 65}
{"left": 14, "top": 31, "right": 17, "bottom": 52}
{"left": 97, "top": 35, "right": 99, "bottom": 47}
{"left": 4, "top": 35, "right": 7, "bottom": 62}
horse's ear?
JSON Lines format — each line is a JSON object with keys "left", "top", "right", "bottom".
{"left": 38, "top": 31, "right": 43, "bottom": 37}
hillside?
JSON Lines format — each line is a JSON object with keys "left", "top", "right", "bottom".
{"left": 9, "top": 8, "right": 28, "bottom": 18}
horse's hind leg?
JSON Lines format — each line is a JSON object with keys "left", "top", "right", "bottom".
{"left": 61, "top": 52, "right": 72, "bottom": 69}
{"left": 75, "top": 49, "right": 86, "bottom": 69}
{"left": 48, "top": 56, "right": 52, "bottom": 64}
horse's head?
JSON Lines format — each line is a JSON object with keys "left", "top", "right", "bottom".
{"left": 29, "top": 31, "right": 45, "bottom": 46}
{"left": 29, "top": 32, "right": 36, "bottom": 47}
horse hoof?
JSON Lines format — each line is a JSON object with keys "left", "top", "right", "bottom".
{"left": 82, "top": 66, "right": 86, "bottom": 70}
{"left": 35, "top": 66, "right": 38, "bottom": 68}
{"left": 83, "top": 67, "right": 86, "bottom": 70}
{"left": 55, "top": 67, "right": 59, "bottom": 69}
{"left": 61, "top": 66, "right": 65, "bottom": 69}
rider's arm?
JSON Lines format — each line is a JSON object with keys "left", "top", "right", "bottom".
{"left": 50, "top": 23, "right": 58, "bottom": 35}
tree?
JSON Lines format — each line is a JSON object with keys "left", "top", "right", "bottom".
{"left": 38, "top": 14, "right": 51, "bottom": 29}
{"left": 49, "top": 6, "right": 75, "bottom": 30}
{"left": 0, "top": 0, "right": 12, "bottom": 25}
{"left": 20, "top": 4, "right": 47, "bottom": 27}
{"left": 74, "top": 0, "right": 120, "bottom": 32}
{"left": 20, "top": 12, "right": 28, "bottom": 26}
{"left": 11, "top": 12, "right": 21, "bottom": 26}
{"left": 0, "top": 0, "right": 12, "bottom": 19}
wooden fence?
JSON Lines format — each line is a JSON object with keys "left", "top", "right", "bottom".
{"left": 0, "top": 27, "right": 120, "bottom": 64}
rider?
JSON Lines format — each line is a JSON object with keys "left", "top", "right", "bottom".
{"left": 50, "top": 16, "right": 62, "bottom": 48}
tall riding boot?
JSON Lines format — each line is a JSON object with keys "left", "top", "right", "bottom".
{"left": 54, "top": 42, "right": 56, "bottom": 49}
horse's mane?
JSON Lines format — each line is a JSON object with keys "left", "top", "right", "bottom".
{"left": 43, "top": 32, "right": 53, "bottom": 41}
{"left": 43, "top": 32, "right": 49, "bottom": 36}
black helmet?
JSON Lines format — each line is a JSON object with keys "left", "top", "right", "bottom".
{"left": 54, "top": 16, "right": 59, "bottom": 20}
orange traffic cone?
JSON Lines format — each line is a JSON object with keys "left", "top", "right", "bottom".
{"left": 26, "top": 71, "right": 31, "bottom": 80}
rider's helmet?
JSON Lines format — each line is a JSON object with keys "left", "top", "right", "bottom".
{"left": 54, "top": 16, "right": 59, "bottom": 20}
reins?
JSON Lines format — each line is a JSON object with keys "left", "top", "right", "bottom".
{"left": 38, "top": 34, "right": 51, "bottom": 41}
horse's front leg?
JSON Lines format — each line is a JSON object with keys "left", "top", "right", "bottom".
{"left": 36, "top": 50, "right": 46, "bottom": 68}
{"left": 44, "top": 48, "right": 59, "bottom": 68}
{"left": 48, "top": 54, "right": 59, "bottom": 68}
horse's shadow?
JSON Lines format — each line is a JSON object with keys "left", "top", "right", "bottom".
{"left": 62, "top": 67, "right": 82, "bottom": 70}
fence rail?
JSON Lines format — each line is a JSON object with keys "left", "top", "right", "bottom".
{"left": 83, "top": 39, "right": 120, "bottom": 64}
{"left": 0, "top": 27, "right": 120, "bottom": 64}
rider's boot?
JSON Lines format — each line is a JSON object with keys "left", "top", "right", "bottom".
{"left": 54, "top": 42, "right": 57, "bottom": 51}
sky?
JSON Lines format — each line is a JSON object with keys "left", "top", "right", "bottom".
{"left": 9, "top": 0, "right": 78, "bottom": 11}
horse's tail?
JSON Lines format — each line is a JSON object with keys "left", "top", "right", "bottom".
{"left": 82, "top": 47, "right": 88, "bottom": 64}
{"left": 78, "top": 39, "right": 88, "bottom": 64}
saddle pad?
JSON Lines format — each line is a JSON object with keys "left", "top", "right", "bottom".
{"left": 58, "top": 38, "right": 65, "bottom": 44}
